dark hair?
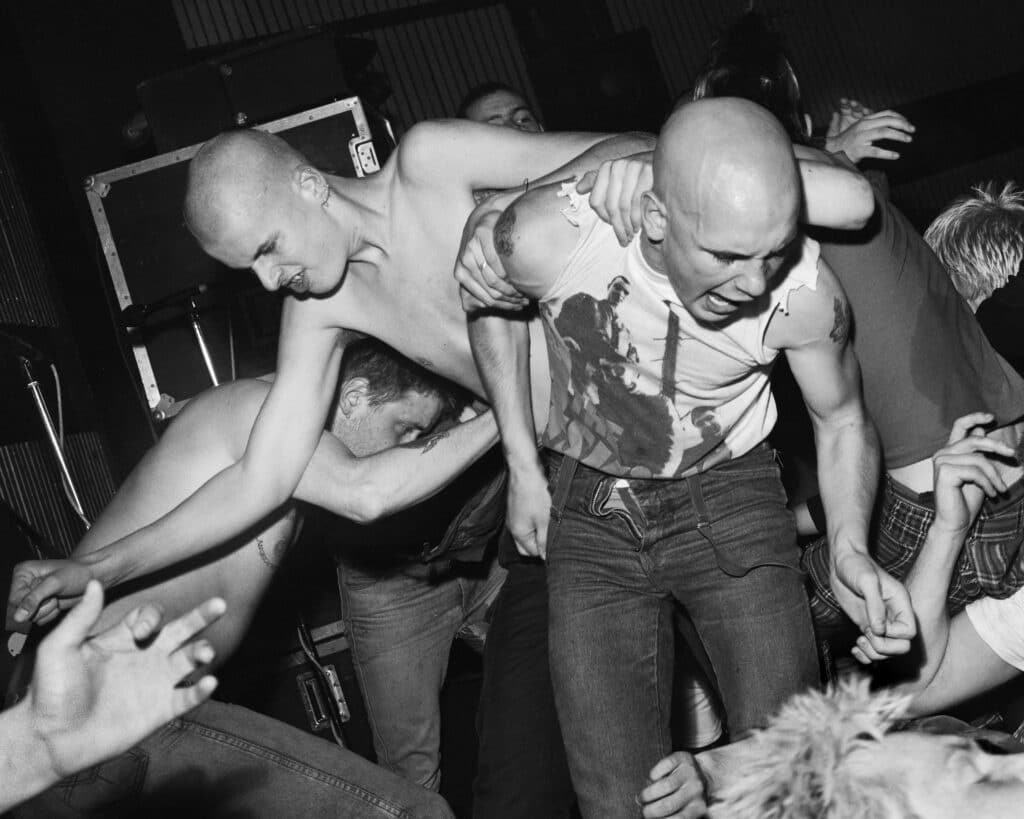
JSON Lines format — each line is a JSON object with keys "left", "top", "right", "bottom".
{"left": 341, "top": 338, "right": 467, "bottom": 421}
{"left": 691, "top": 11, "right": 810, "bottom": 145}
{"left": 457, "top": 81, "right": 525, "bottom": 119}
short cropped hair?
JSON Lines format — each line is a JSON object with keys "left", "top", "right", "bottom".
{"left": 924, "top": 181, "right": 1024, "bottom": 308}
{"left": 708, "top": 677, "right": 918, "bottom": 819}
{"left": 341, "top": 338, "right": 467, "bottom": 421}
{"left": 457, "top": 81, "right": 524, "bottom": 119}
{"left": 690, "top": 11, "right": 810, "bottom": 145}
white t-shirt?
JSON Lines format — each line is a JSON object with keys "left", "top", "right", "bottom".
{"left": 965, "top": 586, "right": 1024, "bottom": 671}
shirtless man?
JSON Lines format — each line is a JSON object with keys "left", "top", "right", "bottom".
{"left": 8, "top": 339, "right": 488, "bottom": 818}
{"left": 8, "top": 120, "right": 872, "bottom": 629}
{"left": 458, "top": 99, "right": 911, "bottom": 816}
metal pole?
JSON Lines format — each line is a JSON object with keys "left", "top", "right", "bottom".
{"left": 20, "top": 358, "right": 89, "bottom": 525}
{"left": 189, "top": 297, "right": 219, "bottom": 386}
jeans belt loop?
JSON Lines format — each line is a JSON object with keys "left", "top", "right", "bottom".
{"left": 685, "top": 473, "right": 711, "bottom": 529}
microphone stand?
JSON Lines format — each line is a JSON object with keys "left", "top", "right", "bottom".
{"left": 18, "top": 356, "right": 90, "bottom": 529}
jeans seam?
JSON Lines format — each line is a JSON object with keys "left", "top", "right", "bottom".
{"left": 177, "top": 720, "right": 412, "bottom": 816}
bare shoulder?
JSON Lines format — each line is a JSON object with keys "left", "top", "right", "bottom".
{"left": 395, "top": 120, "right": 464, "bottom": 184}
{"left": 767, "top": 257, "right": 852, "bottom": 350}
{"left": 497, "top": 181, "right": 580, "bottom": 296}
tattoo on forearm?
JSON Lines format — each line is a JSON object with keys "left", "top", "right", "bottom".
{"left": 405, "top": 429, "right": 450, "bottom": 453}
{"left": 829, "top": 297, "right": 852, "bottom": 344}
{"left": 494, "top": 206, "right": 517, "bottom": 258}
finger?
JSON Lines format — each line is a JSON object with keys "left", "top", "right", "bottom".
{"left": 648, "top": 752, "right": 689, "bottom": 781}
{"left": 514, "top": 532, "right": 540, "bottom": 558}
{"left": 936, "top": 457, "right": 1003, "bottom": 496}
{"left": 860, "top": 572, "right": 888, "bottom": 636}
{"left": 947, "top": 412, "right": 994, "bottom": 444}
{"left": 854, "top": 635, "right": 886, "bottom": 663}
{"left": 537, "top": 512, "right": 549, "bottom": 561}
{"left": 863, "top": 110, "right": 915, "bottom": 130}
{"left": 942, "top": 433, "right": 1014, "bottom": 459}
{"left": 587, "top": 164, "right": 612, "bottom": 224}
{"left": 860, "top": 145, "right": 902, "bottom": 161}
{"left": 881, "top": 584, "right": 916, "bottom": 639}
{"left": 641, "top": 785, "right": 706, "bottom": 818}
{"left": 456, "top": 265, "right": 502, "bottom": 311}
{"left": 154, "top": 597, "right": 227, "bottom": 652}
{"left": 859, "top": 629, "right": 910, "bottom": 657}
{"left": 123, "top": 603, "right": 165, "bottom": 642}
{"left": 851, "top": 644, "right": 872, "bottom": 665}
{"left": 47, "top": 579, "right": 103, "bottom": 649}
{"left": 575, "top": 170, "right": 597, "bottom": 195}
{"left": 171, "top": 638, "right": 217, "bottom": 677}
{"left": 170, "top": 674, "right": 218, "bottom": 717}
{"left": 827, "top": 110, "right": 841, "bottom": 138}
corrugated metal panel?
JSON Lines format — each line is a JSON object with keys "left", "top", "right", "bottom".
{"left": 0, "top": 432, "right": 116, "bottom": 556}
{"left": 605, "top": 0, "right": 1024, "bottom": 124}
{"left": 368, "top": 4, "right": 535, "bottom": 128}
{"left": 172, "top": 0, "right": 435, "bottom": 48}
{"left": 0, "top": 127, "right": 59, "bottom": 327}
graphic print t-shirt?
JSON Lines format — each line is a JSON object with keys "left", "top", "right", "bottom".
{"left": 538, "top": 190, "right": 820, "bottom": 479}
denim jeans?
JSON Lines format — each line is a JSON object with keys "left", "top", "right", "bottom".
{"left": 338, "top": 556, "right": 506, "bottom": 790}
{"left": 544, "top": 444, "right": 818, "bottom": 818}
{"left": 473, "top": 556, "right": 577, "bottom": 819}
{"left": 13, "top": 700, "right": 454, "bottom": 818}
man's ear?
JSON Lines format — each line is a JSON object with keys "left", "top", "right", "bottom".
{"left": 641, "top": 190, "right": 668, "bottom": 243}
{"left": 338, "top": 377, "right": 369, "bottom": 417}
{"left": 296, "top": 166, "right": 329, "bottom": 205}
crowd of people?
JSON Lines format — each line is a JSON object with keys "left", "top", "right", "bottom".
{"left": 5, "top": 10, "right": 1024, "bottom": 819}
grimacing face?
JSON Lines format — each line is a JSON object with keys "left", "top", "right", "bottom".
{"left": 661, "top": 188, "right": 800, "bottom": 325}
{"left": 848, "top": 732, "right": 1024, "bottom": 819}
{"left": 465, "top": 90, "right": 542, "bottom": 132}
{"left": 198, "top": 177, "right": 349, "bottom": 297}
{"left": 333, "top": 388, "right": 445, "bottom": 457}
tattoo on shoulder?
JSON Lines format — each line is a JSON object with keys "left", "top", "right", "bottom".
{"left": 494, "top": 206, "right": 516, "bottom": 258}
{"left": 829, "top": 296, "right": 852, "bottom": 344}
{"left": 405, "top": 429, "right": 450, "bottom": 453}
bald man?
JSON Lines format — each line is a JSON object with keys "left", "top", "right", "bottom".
{"left": 459, "top": 98, "right": 907, "bottom": 817}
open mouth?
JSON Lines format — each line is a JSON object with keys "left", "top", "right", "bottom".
{"left": 706, "top": 292, "right": 740, "bottom": 311}
{"left": 284, "top": 270, "right": 308, "bottom": 293}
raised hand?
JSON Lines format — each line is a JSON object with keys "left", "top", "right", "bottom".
{"left": 454, "top": 207, "right": 529, "bottom": 313}
{"left": 825, "top": 98, "right": 914, "bottom": 163}
{"left": 576, "top": 152, "right": 653, "bottom": 246}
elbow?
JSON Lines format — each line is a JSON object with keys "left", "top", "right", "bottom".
{"left": 845, "top": 175, "right": 876, "bottom": 229}
{"left": 343, "top": 485, "right": 389, "bottom": 524}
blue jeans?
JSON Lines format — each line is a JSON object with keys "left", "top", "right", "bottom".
{"left": 545, "top": 444, "right": 818, "bottom": 818}
{"left": 14, "top": 700, "right": 454, "bottom": 818}
{"left": 338, "top": 556, "right": 506, "bottom": 790}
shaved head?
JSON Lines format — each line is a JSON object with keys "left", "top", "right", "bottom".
{"left": 642, "top": 97, "right": 803, "bottom": 323}
{"left": 184, "top": 129, "right": 310, "bottom": 247}
{"left": 653, "top": 97, "right": 800, "bottom": 224}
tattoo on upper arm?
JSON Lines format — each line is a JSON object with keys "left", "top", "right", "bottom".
{"left": 829, "top": 296, "right": 852, "bottom": 344}
{"left": 494, "top": 206, "right": 516, "bottom": 258}
{"left": 405, "top": 429, "right": 450, "bottom": 453}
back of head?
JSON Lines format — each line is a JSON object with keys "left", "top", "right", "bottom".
{"left": 924, "top": 181, "right": 1024, "bottom": 308}
{"left": 691, "top": 10, "right": 809, "bottom": 145}
{"left": 708, "top": 678, "right": 914, "bottom": 819}
{"left": 341, "top": 338, "right": 467, "bottom": 421}
{"left": 184, "top": 129, "right": 310, "bottom": 246}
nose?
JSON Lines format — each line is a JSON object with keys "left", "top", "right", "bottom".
{"left": 251, "top": 257, "right": 280, "bottom": 292}
{"left": 734, "top": 260, "right": 770, "bottom": 299}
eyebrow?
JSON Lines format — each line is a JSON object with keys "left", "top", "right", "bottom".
{"left": 702, "top": 231, "right": 800, "bottom": 260}
{"left": 252, "top": 234, "right": 279, "bottom": 263}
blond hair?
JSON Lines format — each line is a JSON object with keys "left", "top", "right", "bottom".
{"left": 925, "top": 181, "right": 1024, "bottom": 309}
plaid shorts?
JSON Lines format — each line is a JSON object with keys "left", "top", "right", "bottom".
{"left": 804, "top": 473, "right": 1024, "bottom": 633}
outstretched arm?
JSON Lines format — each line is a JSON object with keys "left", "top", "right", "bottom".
{"left": 850, "top": 413, "right": 1020, "bottom": 714}
{"left": 777, "top": 259, "right": 911, "bottom": 645}
{"left": 9, "top": 307, "right": 345, "bottom": 625}
{"left": 0, "top": 582, "right": 224, "bottom": 812}
{"left": 296, "top": 409, "right": 499, "bottom": 523}
{"left": 793, "top": 146, "right": 875, "bottom": 229}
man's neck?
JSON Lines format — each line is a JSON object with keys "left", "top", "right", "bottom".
{"left": 326, "top": 165, "right": 394, "bottom": 263}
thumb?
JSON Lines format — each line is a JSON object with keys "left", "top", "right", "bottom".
{"left": 48, "top": 579, "right": 104, "bottom": 648}
{"left": 576, "top": 170, "right": 596, "bottom": 194}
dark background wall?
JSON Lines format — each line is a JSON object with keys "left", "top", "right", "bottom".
{"left": 2, "top": 0, "right": 1024, "bottom": 526}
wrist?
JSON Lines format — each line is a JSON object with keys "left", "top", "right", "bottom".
{"left": 1, "top": 700, "right": 61, "bottom": 804}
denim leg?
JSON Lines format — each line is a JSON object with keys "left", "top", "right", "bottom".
{"left": 658, "top": 455, "right": 818, "bottom": 736}
{"left": 455, "top": 555, "right": 508, "bottom": 653}
{"left": 339, "top": 564, "right": 462, "bottom": 790}
{"left": 473, "top": 559, "right": 576, "bottom": 819}
{"left": 546, "top": 496, "right": 676, "bottom": 819}
{"left": 15, "top": 700, "right": 454, "bottom": 818}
